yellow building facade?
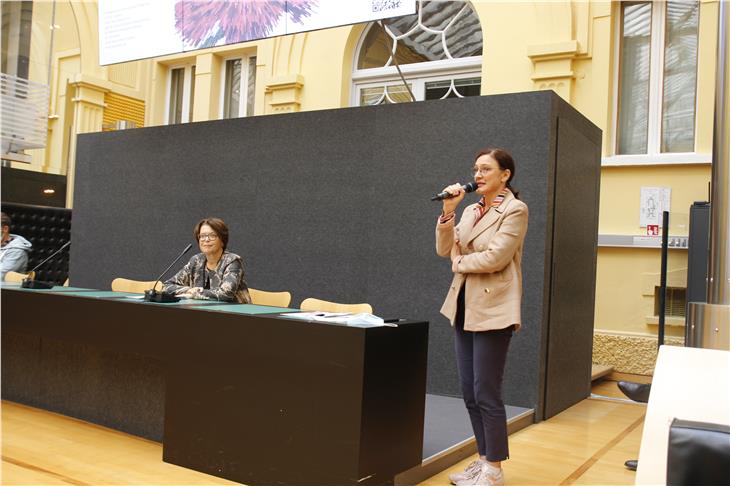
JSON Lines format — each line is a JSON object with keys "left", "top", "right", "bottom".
{"left": 9, "top": 0, "right": 725, "bottom": 374}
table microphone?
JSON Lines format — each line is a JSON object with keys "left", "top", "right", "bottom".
{"left": 430, "top": 182, "right": 478, "bottom": 201}
{"left": 143, "top": 243, "right": 193, "bottom": 303}
{"left": 21, "top": 241, "right": 71, "bottom": 289}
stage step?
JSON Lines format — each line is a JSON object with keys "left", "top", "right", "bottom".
{"left": 395, "top": 394, "right": 533, "bottom": 485}
{"left": 591, "top": 364, "right": 614, "bottom": 381}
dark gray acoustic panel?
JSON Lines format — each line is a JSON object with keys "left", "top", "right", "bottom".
{"left": 71, "top": 91, "right": 601, "bottom": 419}
{"left": 541, "top": 99, "right": 603, "bottom": 418}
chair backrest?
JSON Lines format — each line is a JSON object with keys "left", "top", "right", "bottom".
{"left": 111, "top": 278, "right": 162, "bottom": 294}
{"left": 300, "top": 297, "right": 373, "bottom": 314}
{"left": 4, "top": 271, "right": 35, "bottom": 283}
{"left": 249, "top": 288, "right": 292, "bottom": 307}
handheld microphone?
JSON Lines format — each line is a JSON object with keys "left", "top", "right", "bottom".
{"left": 431, "top": 182, "right": 478, "bottom": 201}
{"left": 143, "top": 243, "right": 193, "bottom": 303}
{"left": 21, "top": 241, "right": 71, "bottom": 289}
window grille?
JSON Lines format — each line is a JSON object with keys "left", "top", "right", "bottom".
{"left": 353, "top": 0, "right": 482, "bottom": 106}
{"left": 654, "top": 286, "right": 687, "bottom": 317}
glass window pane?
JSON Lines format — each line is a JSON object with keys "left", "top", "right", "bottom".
{"left": 425, "top": 77, "right": 481, "bottom": 100}
{"left": 188, "top": 65, "right": 196, "bottom": 122}
{"left": 360, "top": 85, "right": 412, "bottom": 105}
{"left": 454, "top": 77, "right": 481, "bottom": 96}
{"left": 425, "top": 80, "right": 451, "bottom": 100}
{"left": 224, "top": 59, "right": 241, "bottom": 118}
{"left": 168, "top": 68, "right": 184, "bottom": 124}
{"left": 617, "top": 2, "right": 652, "bottom": 155}
{"left": 386, "top": 84, "right": 412, "bottom": 103}
{"left": 445, "top": 3, "right": 482, "bottom": 58}
{"left": 358, "top": 22, "right": 395, "bottom": 69}
{"left": 400, "top": 29, "right": 442, "bottom": 62}
{"left": 246, "top": 56, "right": 257, "bottom": 117}
{"left": 661, "top": 1, "right": 699, "bottom": 153}
{"left": 360, "top": 86, "right": 385, "bottom": 105}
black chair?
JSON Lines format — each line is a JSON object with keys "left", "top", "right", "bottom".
{"left": 667, "top": 419, "right": 730, "bottom": 485}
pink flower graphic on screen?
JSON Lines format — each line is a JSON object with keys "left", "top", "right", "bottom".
{"left": 175, "top": 0, "right": 318, "bottom": 48}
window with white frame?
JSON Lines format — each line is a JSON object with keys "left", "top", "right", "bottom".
{"left": 222, "top": 56, "right": 257, "bottom": 118}
{"left": 352, "top": 0, "right": 482, "bottom": 106}
{"left": 167, "top": 65, "right": 196, "bottom": 124}
{"left": 615, "top": 1, "right": 699, "bottom": 156}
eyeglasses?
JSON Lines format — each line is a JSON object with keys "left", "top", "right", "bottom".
{"left": 199, "top": 233, "right": 219, "bottom": 241}
{"left": 472, "top": 166, "right": 498, "bottom": 176}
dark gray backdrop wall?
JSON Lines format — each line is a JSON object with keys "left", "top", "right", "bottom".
{"left": 71, "top": 91, "right": 601, "bottom": 419}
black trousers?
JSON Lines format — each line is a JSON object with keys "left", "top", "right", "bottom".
{"left": 453, "top": 285, "right": 513, "bottom": 461}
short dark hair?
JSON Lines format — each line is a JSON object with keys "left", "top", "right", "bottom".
{"left": 1, "top": 212, "right": 10, "bottom": 229}
{"left": 194, "top": 217, "right": 229, "bottom": 251}
{"left": 474, "top": 147, "right": 520, "bottom": 199}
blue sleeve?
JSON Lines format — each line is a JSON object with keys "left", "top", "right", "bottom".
{"left": 1, "top": 249, "right": 29, "bottom": 280}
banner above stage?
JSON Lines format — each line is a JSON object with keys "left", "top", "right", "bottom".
{"left": 98, "top": 0, "right": 416, "bottom": 65}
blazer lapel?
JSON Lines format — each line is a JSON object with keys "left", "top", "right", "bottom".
{"left": 465, "top": 191, "right": 514, "bottom": 246}
{"left": 455, "top": 204, "right": 479, "bottom": 245}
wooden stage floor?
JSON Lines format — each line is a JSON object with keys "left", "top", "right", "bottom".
{"left": 2, "top": 380, "right": 645, "bottom": 485}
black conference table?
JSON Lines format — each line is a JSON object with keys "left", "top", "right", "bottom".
{"left": 1, "top": 284, "right": 429, "bottom": 486}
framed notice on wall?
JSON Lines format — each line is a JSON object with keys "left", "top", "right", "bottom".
{"left": 98, "top": 0, "right": 416, "bottom": 65}
{"left": 639, "top": 186, "right": 671, "bottom": 228}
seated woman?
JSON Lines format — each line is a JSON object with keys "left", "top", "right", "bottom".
{"left": 164, "top": 217, "right": 251, "bottom": 303}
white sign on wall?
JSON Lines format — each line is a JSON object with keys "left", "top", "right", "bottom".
{"left": 99, "top": 0, "right": 417, "bottom": 65}
{"left": 639, "top": 186, "right": 671, "bottom": 228}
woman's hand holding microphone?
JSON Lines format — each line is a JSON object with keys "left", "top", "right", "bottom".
{"left": 440, "top": 183, "right": 466, "bottom": 272}
{"left": 441, "top": 183, "right": 467, "bottom": 216}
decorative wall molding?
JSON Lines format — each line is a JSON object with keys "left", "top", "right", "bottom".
{"left": 265, "top": 74, "right": 304, "bottom": 113}
{"left": 527, "top": 40, "right": 579, "bottom": 101}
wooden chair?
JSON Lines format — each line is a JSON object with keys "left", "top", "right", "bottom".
{"left": 300, "top": 297, "right": 373, "bottom": 314}
{"left": 249, "top": 288, "right": 292, "bottom": 307}
{"left": 4, "top": 271, "right": 35, "bottom": 283}
{"left": 111, "top": 278, "right": 163, "bottom": 294}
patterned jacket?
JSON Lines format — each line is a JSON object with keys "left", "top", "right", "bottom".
{"left": 163, "top": 251, "right": 251, "bottom": 303}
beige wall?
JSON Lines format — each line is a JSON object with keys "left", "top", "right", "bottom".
{"left": 18, "top": 1, "right": 723, "bottom": 366}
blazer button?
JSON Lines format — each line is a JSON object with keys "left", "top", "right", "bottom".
{"left": 451, "top": 286, "right": 455, "bottom": 290}
{"left": 485, "top": 288, "right": 491, "bottom": 293}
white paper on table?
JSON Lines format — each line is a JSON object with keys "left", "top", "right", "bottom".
{"left": 279, "top": 312, "right": 394, "bottom": 327}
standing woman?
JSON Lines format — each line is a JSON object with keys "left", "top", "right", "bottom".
{"left": 435, "top": 148, "right": 528, "bottom": 486}
{"left": 164, "top": 217, "right": 252, "bottom": 303}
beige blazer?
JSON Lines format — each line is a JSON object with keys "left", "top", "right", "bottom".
{"left": 435, "top": 190, "right": 528, "bottom": 332}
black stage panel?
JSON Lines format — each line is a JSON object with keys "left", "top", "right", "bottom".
{"left": 72, "top": 92, "right": 601, "bottom": 419}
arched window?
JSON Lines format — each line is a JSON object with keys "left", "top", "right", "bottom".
{"left": 352, "top": 0, "right": 482, "bottom": 106}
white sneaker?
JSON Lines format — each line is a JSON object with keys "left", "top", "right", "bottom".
{"left": 456, "top": 463, "right": 504, "bottom": 486}
{"left": 448, "top": 460, "right": 482, "bottom": 485}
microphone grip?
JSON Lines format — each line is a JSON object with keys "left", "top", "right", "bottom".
{"left": 431, "top": 182, "right": 477, "bottom": 202}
